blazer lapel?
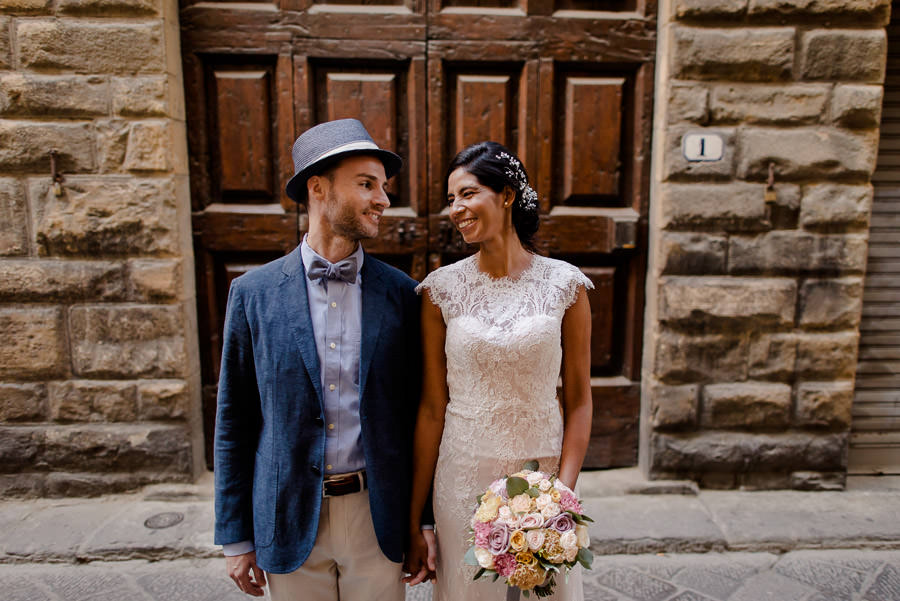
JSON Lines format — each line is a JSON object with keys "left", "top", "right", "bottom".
{"left": 282, "top": 247, "right": 324, "bottom": 407}
{"left": 359, "top": 255, "right": 386, "bottom": 403}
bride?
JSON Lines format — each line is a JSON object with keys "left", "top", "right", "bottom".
{"left": 405, "top": 141, "right": 592, "bottom": 600}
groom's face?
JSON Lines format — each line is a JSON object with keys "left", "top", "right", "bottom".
{"left": 315, "top": 155, "right": 390, "bottom": 241}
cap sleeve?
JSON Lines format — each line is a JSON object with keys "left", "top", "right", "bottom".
{"left": 560, "top": 263, "right": 594, "bottom": 310}
{"left": 415, "top": 268, "right": 453, "bottom": 315}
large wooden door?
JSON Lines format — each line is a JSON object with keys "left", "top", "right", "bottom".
{"left": 180, "top": 0, "right": 656, "bottom": 469}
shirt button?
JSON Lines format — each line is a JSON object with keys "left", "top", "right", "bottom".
{"left": 326, "top": 464, "right": 333, "bottom": 471}
{"left": 329, "top": 342, "right": 336, "bottom": 349}
{"left": 331, "top": 302, "right": 337, "bottom": 308}
{"left": 329, "top": 384, "right": 336, "bottom": 391}
{"left": 328, "top": 423, "right": 335, "bottom": 430}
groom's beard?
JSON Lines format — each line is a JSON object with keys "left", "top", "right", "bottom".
{"left": 329, "top": 189, "right": 378, "bottom": 241}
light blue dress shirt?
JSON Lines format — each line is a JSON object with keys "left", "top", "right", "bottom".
{"left": 223, "top": 236, "right": 366, "bottom": 557}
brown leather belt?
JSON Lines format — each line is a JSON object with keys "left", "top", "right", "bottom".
{"left": 322, "top": 470, "right": 367, "bottom": 498}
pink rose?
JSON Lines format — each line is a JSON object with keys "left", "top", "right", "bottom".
{"left": 494, "top": 552, "right": 518, "bottom": 578}
{"left": 520, "top": 512, "right": 544, "bottom": 529}
{"left": 474, "top": 520, "right": 492, "bottom": 547}
{"left": 559, "top": 490, "right": 583, "bottom": 514}
{"left": 544, "top": 513, "right": 576, "bottom": 533}
{"left": 488, "top": 523, "right": 511, "bottom": 555}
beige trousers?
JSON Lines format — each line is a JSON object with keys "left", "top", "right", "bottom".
{"left": 266, "top": 489, "right": 404, "bottom": 601}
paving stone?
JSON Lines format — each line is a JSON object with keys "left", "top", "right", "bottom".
{"left": 728, "top": 570, "right": 818, "bottom": 601}
{"left": 863, "top": 563, "right": 900, "bottom": 601}
{"left": 595, "top": 565, "right": 678, "bottom": 601}
{"left": 3, "top": 501, "right": 126, "bottom": 561}
{"left": 41, "top": 571, "right": 139, "bottom": 601}
{"left": 774, "top": 554, "right": 869, "bottom": 600}
{"left": 667, "top": 591, "right": 718, "bottom": 601}
{"left": 0, "top": 576, "right": 57, "bottom": 601}
{"left": 135, "top": 565, "right": 243, "bottom": 601}
{"left": 672, "top": 565, "right": 742, "bottom": 599}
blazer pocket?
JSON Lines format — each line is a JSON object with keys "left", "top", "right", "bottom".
{"left": 252, "top": 455, "right": 278, "bottom": 548}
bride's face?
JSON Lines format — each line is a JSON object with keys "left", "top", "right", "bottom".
{"left": 447, "top": 167, "right": 512, "bottom": 245}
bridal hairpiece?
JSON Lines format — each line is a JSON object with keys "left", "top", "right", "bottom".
{"left": 497, "top": 152, "right": 538, "bottom": 212}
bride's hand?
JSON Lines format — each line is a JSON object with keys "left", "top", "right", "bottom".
{"left": 402, "top": 528, "right": 437, "bottom": 585}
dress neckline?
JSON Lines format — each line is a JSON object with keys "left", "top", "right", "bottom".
{"left": 469, "top": 252, "right": 537, "bottom": 283}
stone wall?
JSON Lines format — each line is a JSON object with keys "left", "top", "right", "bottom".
{"left": 641, "top": 0, "right": 888, "bottom": 489}
{"left": 0, "top": 0, "right": 202, "bottom": 496}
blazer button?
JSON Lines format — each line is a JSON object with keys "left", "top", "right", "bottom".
{"left": 311, "top": 465, "right": 321, "bottom": 476}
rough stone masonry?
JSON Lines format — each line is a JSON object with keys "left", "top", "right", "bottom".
{"left": 641, "top": 0, "right": 889, "bottom": 488}
{"left": 0, "top": 0, "right": 203, "bottom": 497}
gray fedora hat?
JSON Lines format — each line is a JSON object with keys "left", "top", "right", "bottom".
{"left": 284, "top": 118, "right": 403, "bottom": 202}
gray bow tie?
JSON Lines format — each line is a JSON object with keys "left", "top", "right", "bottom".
{"left": 307, "top": 256, "right": 358, "bottom": 286}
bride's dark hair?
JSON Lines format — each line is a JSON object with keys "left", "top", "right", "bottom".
{"left": 446, "top": 141, "right": 540, "bottom": 253}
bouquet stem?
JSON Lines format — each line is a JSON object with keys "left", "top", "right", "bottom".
{"left": 506, "top": 586, "right": 521, "bottom": 601}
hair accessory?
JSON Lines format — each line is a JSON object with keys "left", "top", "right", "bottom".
{"left": 496, "top": 152, "right": 538, "bottom": 212}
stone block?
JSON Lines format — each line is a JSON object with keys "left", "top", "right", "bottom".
{"left": 748, "top": 333, "right": 797, "bottom": 381}
{"left": 701, "top": 382, "right": 792, "bottom": 429}
{"left": 0, "top": 121, "right": 95, "bottom": 174}
{"left": 749, "top": 0, "right": 890, "bottom": 23}
{"left": 58, "top": 0, "right": 160, "bottom": 16}
{"left": 0, "top": 383, "right": 47, "bottom": 421}
{"left": 729, "top": 231, "right": 868, "bottom": 275}
{"left": 675, "top": 0, "right": 747, "bottom": 17}
{"left": 96, "top": 119, "right": 130, "bottom": 173}
{"left": 44, "top": 470, "right": 187, "bottom": 497}
{"left": 795, "top": 380, "right": 854, "bottom": 428}
{"left": 0, "top": 307, "right": 67, "bottom": 379}
{"left": 831, "top": 84, "right": 883, "bottom": 128}
{"left": 789, "top": 471, "right": 845, "bottom": 491}
{"left": 0, "top": 0, "right": 53, "bottom": 12}
{"left": 48, "top": 380, "right": 137, "bottom": 422}
{"left": 660, "top": 182, "right": 768, "bottom": 230}
{"left": 737, "top": 127, "right": 878, "bottom": 180}
{"left": 0, "top": 259, "right": 126, "bottom": 302}
{"left": 795, "top": 331, "right": 859, "bottom": 379}
{"left": 798, "top": 277, "right": 863, "bottom": 329}
{"left": 68, "top": 305, "right": 186, "bottom": 378}
{"left": 650, "top": 431, "right": 847, "bottom": 473}
{"left": 800, "top": 184, "right": 872, "bottom": 230}
{"left": 17, "top": 20, "right": 164, "bottom": 74}
{"left": 800, "top": 29, "right": 887, "bottom": 82}
{"left": 671, "top": 26, "right": 794, "bottom": 81}
{"left": 664, "top": 126, "right": 736, "bottom": 181}
{"left": 31, "top": 176, "right": 178, "bottom": 257}
{"left": 710, "top": 84, "right": 829, "bottom": 125}
{"left": 128, "top": 258, "right": 181, "bottom": 301}
{"left": 0, "top": 178, "right": 28, "bottom": 256}
{"left": 112, "top": 76, "right": 167, "bottom": 117}
{"left": 0, "top": 474, "right": 45, "bottom": 497}
{"left": 659, "top": 276, "right": 796, "bottom": 328}
{"left": 0, "top": 427, "right": 40, "bottom": 472}
{"left": 0, "top": 74, "right": 108, "bottom": 118}
{"left": 0, "top": 17, "right": 9, "bottom": 69}
{"left": 657, "top": 232, "right": 727, "bottom": 275}
{"left": 654, "top": 330, "right": 749, "bottom": 383}
{"left": 124, "top": 121, "right": 169, "bottom": 171}
{"left": 668, "top": 82, "right": 709, "bottom": 124}
{"left": 138, "top": 379, "right": 188, "bottom": 420}
{"left": 649, "top": 381, "right": 698, "bottom": 429}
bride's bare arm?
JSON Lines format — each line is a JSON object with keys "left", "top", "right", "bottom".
{"left": 405, "top": 291, "right": 449, "bottom": 581}
{"left": 558, "top": 287, "right": 593, "bottom": 489}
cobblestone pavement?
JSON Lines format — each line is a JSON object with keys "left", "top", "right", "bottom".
{"left": 2, "top": 549, "right": 898, "bottom": 601}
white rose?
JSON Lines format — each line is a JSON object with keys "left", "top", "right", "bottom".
{"left": 538, "top": 479, "right": 552, "bottom": 492}
{"left": 510, "top": 493, "right": 533, "bottom": 514}
{"left": 520, "top": 512, "right": 544, "bottom": 529}
{"left": 535, "top": 493, "right": 552, "bottom": 510}
{"left": 565, "top": 546, "right": 578, "bottom": 562}
{"left": 526, "top": 471, "right": 543, "bottom": 485}
{"left": 559, "top": 530, "right": 578, "bottom": 551}
{"left": 498, "top": 506, "right": 513, "bottom": 520}
{"left": 526, "top": 529, "right": 545, "bottom": 551}
{"left": 541, "top": 502, "right": 561, "bottom": 519}
{"left": 474, "top": 547, "right": 494, "bottom": 569}
{"left": 575, "top": 524, "right": 590, "bottom": 548}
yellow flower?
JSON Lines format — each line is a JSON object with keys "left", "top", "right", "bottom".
{"left": 475, "top": 494, "right": 502, "bottom": 522}
{"left": 549, "top": 488, "right": 561, "bottom": 502}
{"left": 515, "top": 551, "right": 538, "bottom": 568}
{"left": 509, "top": 564, "right": 546, "bottom": 590}
{"left": 510, "top": 530, "right": 528, "bottom": 552}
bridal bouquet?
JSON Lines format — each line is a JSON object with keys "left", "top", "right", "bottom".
{"left": 464, "top": 461, "right": 593, "bottom": 598}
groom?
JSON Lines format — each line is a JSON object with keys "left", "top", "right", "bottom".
{"left": 214, "top": 119, "right": 425, "bottom": 600}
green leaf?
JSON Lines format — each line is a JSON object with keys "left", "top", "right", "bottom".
{"left": 473, "top": 567, "right": 486, "bottom": 581}
{"left": 491, "top": 572, "right": 500, "bottom": 582}
{"left": 506, "top": 476, "right": 529, "bottom": 498}
{"left": 464, "top": 546, "right": 479, "bottom": 566}
{"left": 476, "top": 493, "right": 485, "bottom": 505}
{"left": 580, "top": 514, "right": 594, "bottom": 523}
{"left": 576, "top": 548, "right": 593, "bottom": 570}
{"left": 522, "top": 590, "right": 530, "bottom": 598}
{"left": 523, "top": 459, "right": 540, "bottom": 472}
{"left": 526, "top": 487, "right": 541, "bottom": 498}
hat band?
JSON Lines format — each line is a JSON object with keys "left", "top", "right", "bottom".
{"left": 310, "top": 140, "right": 381, "bottom": 165}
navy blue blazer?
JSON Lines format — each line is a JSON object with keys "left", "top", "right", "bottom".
{"left": 213, "top": 246, "right": 422, "bottom": 574}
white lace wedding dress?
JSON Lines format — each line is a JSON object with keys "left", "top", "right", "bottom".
{"left": 416, "top": 253, "right": 592, "bottom": 601}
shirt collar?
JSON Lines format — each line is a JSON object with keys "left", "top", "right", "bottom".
{"left": 300, "top": 234, "right": 365, "bottom": 280}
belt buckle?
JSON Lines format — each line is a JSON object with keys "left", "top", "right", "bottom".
{"left": 322, "top": 471, "right": 363, "bottom": 498}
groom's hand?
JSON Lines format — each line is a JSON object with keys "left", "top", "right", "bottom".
{"left": 226, "top": 550, "right": 267, "bottom": 596}
{"left": 403, "top": 528, "right": 437, "bottom": 585}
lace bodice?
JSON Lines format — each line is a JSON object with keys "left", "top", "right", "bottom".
{"left": 415, "top": 253, "right": 590, "bottom": 601}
